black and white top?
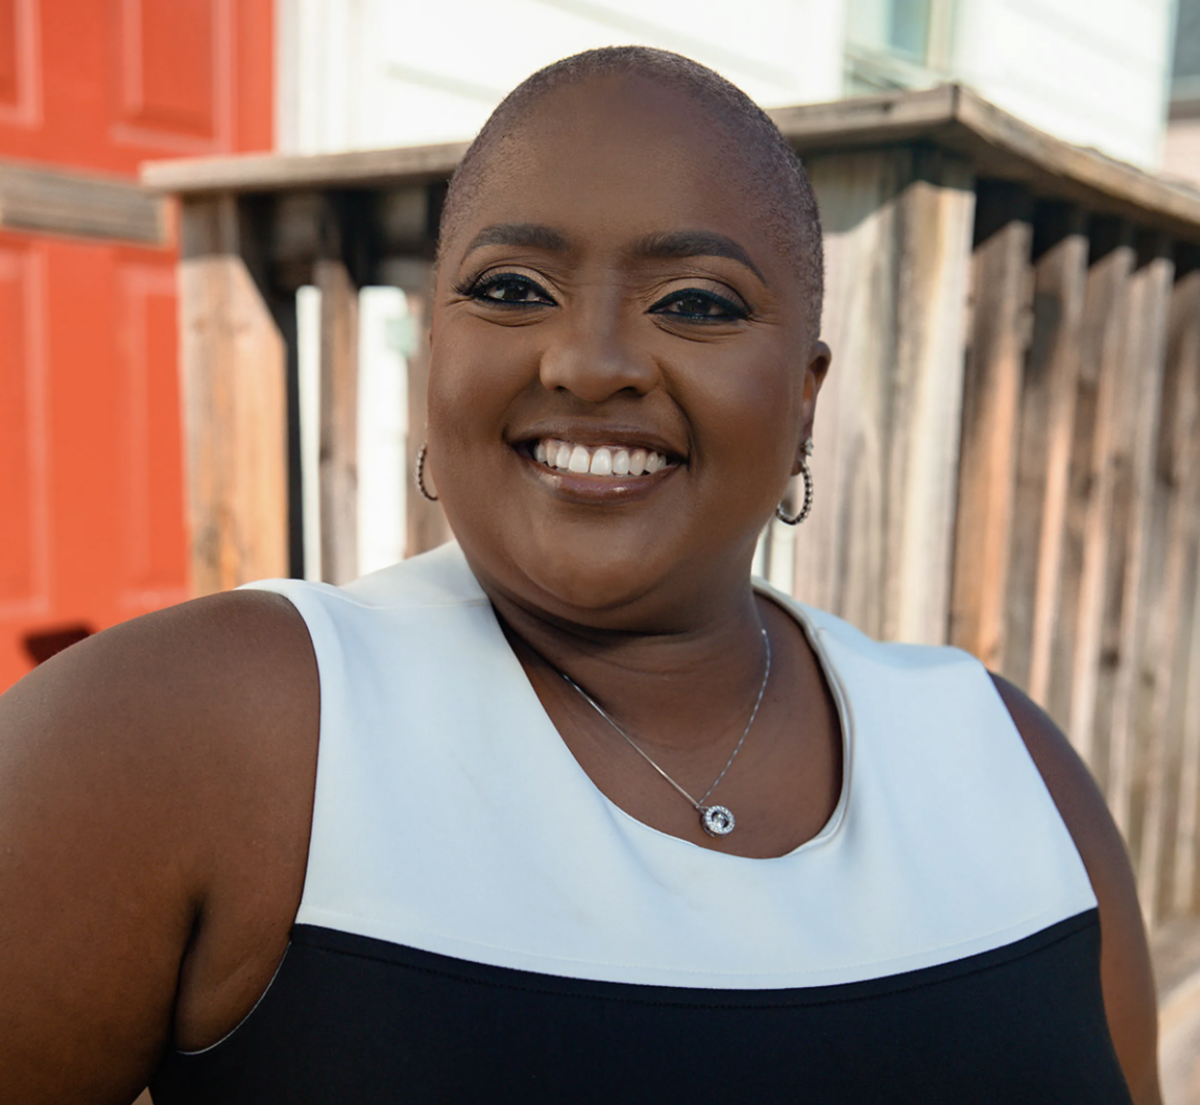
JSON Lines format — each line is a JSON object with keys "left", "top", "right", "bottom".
{"left": 151, "top": 542, "right": 1131, "bottom": 1103}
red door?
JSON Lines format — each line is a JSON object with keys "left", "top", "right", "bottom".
{"left": 0, "top": 0, "right": 273, "bottom": 689}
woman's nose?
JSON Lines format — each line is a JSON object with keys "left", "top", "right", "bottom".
{"left": 537, "top": 302, "right": 657, "bottom": 402}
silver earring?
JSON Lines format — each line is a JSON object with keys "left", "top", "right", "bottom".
{"left": 775, "top": 438, "right": 814, "bottom": 526}
{"left": 415, "top": 441, "right": 438, "bottom": 502}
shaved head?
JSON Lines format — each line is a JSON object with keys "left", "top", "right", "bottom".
{"left": 438, "top": 46, "right": 824, "bottom": 328}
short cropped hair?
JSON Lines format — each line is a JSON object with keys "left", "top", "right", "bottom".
{"left": 438, "top": 46, "right": 824, "bottom": 326}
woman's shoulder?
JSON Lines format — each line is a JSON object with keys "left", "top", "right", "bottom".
{"left": 0, "top": 587, "right": 320, "bottom": 1097}
{"left": 991, "top": 675, "right": 1161, "bottom": 1104}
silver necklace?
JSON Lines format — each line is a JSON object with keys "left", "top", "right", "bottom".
{"left": 560, "top": 628, "right": 771, "bottom": 838}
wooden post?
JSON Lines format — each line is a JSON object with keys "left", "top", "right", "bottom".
{"left": 178, "top": 195, "right": 288, "bottom": 595}
{"left": 315, "top": 247, "right": 359, "bottom": 586}
{"left": 950, "top": 181, "right": 1033, "bottom": 668}
{"left": 1047, "top": 220, "right": 1135, "bottom": 766}
{"left": 797, "top": 146, "right": 975, "bottom": 644}
{"left": 1004, "top": 205, "right": 1089, "bottom": 701}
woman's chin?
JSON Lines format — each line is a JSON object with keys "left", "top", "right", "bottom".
{"left": 461, "top": 529, "right": 678, "bottom": 626}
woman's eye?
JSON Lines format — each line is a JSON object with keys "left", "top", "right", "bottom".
{"left": 466, "top": 273, "right": 556, "bottom": 306}
{"left": 651, "top": 289, "right": 748, "bottom": 322}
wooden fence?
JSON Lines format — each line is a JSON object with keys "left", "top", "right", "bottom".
{"left": 144, "top": 83, "right": 1200, "bottom": 928}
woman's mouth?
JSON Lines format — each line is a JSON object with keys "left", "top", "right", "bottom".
{"left": 531, "top": 438, "right": 677, "bottom": 478}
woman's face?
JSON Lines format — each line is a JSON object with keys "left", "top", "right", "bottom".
{"left": 428, "top": 75, "right": 828, "bottom": 630}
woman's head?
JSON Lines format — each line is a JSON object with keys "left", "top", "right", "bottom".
{"left": 438, "top": 47, "right": 824, "bottom": 331}
{"left": 426, "top": 47, "right": 830, "bottom": 631}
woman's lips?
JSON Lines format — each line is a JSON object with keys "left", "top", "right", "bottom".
{"left": 531, "top": 437, "right": 677, "bottom": 478}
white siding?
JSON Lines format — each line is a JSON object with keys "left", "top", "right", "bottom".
{"left": 952, "top": 0, "right": 1176, "bottom": 166}
{"left": 277, "top": 0, "right": 850, "bottom": 153}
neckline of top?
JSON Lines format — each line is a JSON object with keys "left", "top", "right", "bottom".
{"left": 475, "top": 568, "right": 854, "bottom": 863}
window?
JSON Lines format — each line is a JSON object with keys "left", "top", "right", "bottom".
{"left": 845, "top": 0, "right": 955, "bottom": 93}
{"left": 1172, "top": 0, "right": 1200, "bottom": 116}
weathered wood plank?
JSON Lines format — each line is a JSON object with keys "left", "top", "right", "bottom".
{"left": 1174, "top": 545, "right": 1200, "bottom": 916}
{"left": 950, "top": 181, "right": 1033, "bottom": 668}
{"left": 796, "top": 146, "right": 975, "bottom": 644}
{"left": 315, "top": 252, "right": 359, "bottom": 586}
{"left": 0, "top": 160, "right": 166, "bottom": 243}
{"left": 178, "top": 196, "right": 288, "bottom": 595}
{"left": 1168, "top": 261, "right": 1200, "bottom": 918}
{"left": 1097, "top": 238, "right": 1173, "bottom": 860}
{"left": 1047, "top": 221, "right": 1135, "bottom": 766}
{"left": 1004, "top": 204, "right": 1089, "bottom": 699}
{"left": 1133, "top": 261, "right": 1200, "bottom": 918}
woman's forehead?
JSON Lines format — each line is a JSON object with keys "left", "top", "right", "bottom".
{"left": 449, "top": 79, "right": 784, "bottom": 269}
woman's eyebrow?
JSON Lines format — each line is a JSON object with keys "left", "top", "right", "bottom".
{"left": 626, "top": 230, "right": 767, "bottom": 285}
{"left": 464, "top": 223, "right": 571, "bottom": 256}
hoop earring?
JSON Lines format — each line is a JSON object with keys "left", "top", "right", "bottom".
{"left": 415, "top": 441, "right": 438, "bottom": 502}
{"left": 775, "top": 438, "right": 814, "bottom": 526}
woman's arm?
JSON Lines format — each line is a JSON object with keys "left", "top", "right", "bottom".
{"left": 0, "top": 591, "right": 317, "bottom": 1104}
{"left": 991, "top": 673, "right": 1162, "bottom": 1105}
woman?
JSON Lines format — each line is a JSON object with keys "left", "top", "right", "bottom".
{"left": 0, "top": 47, "right": 1159, "bottom": 1103}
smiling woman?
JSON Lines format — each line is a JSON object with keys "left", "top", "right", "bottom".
{"left": 0, "top": 46, "right": 1160, "bottom": 1105}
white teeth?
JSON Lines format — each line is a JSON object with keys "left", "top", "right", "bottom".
{"left": 533, "top": 438, "right": 672, "bottom": 478}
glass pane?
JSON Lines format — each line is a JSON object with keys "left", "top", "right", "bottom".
{"left": 889, "top": 0, "right": 932, "bottom": 61}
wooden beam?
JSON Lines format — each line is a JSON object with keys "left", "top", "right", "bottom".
{"left": 178, "top": 196, "right": 288, "bottom": 595}
{"left": 768, "top": 84, "right": 961, "bottom": 151}
{"left": 0, "top": 160, "right": 166, "bottom": 244}
{"left": 950, "top": 181, "right": 1033, "bottom": 668}
{"left": 142, "top": 141, "right": 469, "bottom": 195}
{"left": 316, "top": 249, "right": 359, "bottom": 586}
{"left": 143, "top": 84, "right": 1200, "bottom": 243}
{"left": 795, "top": 146, "right": 975, "bottom": 644}
{"left": 1004, "top": 204, "right": 1089, "bottom": 701}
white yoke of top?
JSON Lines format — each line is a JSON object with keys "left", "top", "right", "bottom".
{"left": 244, "top": 541, "right": 1097, "bottom": 991}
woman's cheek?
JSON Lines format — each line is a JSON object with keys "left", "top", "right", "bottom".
{"left": 431, "top": 327, "right": 540, "bottom": 434}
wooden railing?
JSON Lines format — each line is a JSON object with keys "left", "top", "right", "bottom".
{"left": 143, "top": 83, "right": 1200, "bottom": 928}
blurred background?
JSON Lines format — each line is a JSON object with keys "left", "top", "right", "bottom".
{"left": 4, "top": 0, "right": 1200, "bottom": 1095}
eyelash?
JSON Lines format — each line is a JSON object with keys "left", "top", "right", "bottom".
{"left": 650, "top": 289, "right": 749, "bottom": 323}
{"left": 456, "top": 271, "right": 750, "bottom": 323}
{"left": 455, "top": 272, "right": 555, "bottom": 306}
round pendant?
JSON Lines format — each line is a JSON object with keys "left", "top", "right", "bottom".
{"left": 701, "top": 805, "right": 735, "bottom": 837}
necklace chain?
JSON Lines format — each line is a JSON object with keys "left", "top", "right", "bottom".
{"left": 560, "top": 628, "right": 771, "bottom": 836}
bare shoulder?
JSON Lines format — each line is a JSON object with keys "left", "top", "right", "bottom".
{"left": 0, "top": 588, "right": 319, "bottom": 1103}
{"left": 990, "top": 673, "right": 1161, "bottom": 1105}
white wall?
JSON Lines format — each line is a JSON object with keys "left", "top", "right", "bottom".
{"left": 277, "top": 0, "right": 851, "bottom": 153}
{"left": 951, "top": 0, "right": 1177, "bottom": 167}
{"left": 280, "top": 0, "right": 1178, "bottom": 166}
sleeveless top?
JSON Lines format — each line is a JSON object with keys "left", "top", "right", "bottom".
{"left": 151, "top": 541, "right": 1131, "bottom": 1103}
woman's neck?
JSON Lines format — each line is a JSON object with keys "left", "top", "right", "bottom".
{"left": 488, "top": 579, "right": 775, "bottom": 758}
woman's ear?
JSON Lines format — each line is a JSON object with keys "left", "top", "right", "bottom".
{"left": 795, "top": 340, "right": 831, "bottom": 471}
